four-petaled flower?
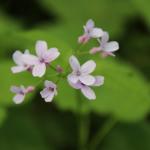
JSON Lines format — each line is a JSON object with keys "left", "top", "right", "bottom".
{"left": 68, "top": 55, "right": 96, "bottom": 86}
{"left": 90, "top": 31, "right": 119, "bottom": 57}
{"left": 23, "top": 40, "right": 60, "bottom": 77}
{"left": 10, "top": 85, "right": 34, "bottom": 104}
{"left": 69, "top": 76, "right": 104, "bottom": 100}
{"left": 78, "top": 19, "right": 103, "bottom": 44}
{"left": 11, "top": 50, "right": 33, "bottom": 73}
{"left": 40, "top": 80, "right": 57, "bottom": 102}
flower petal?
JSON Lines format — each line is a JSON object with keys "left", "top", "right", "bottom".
{"left": 12, "top": 51, "right": 23, "bottom": 65}
{"left": 36, "top": 40, "right": 47, "bottom": 57}
{"left": 101, "top": 31, "right": 109, "bottom": 44}
{"left": 11, "top": 66, "right": 26, "bottom": 73}
{"left": 45, "top": 92, "right": 55, "bottom": 102}
{"left": 79, "top": 75, "right": 95, "bottom": 85}
{"left": 90, "top": 47, "right": 101, "bottom": 54}
{"left": 68, "top": 80, "right": 83, "bottom": 89}
{"left": 44, "top": 80, "right": 56, "bottom": 88}
{"left": 22, "top": 54, "right": 39, "bottom": 65}
{"left": 90, "top": 28, "right": 103, "bottom": 38}
{"left": 13, "top": 94, "right": 25, "bottom": 104}
{"left": 81, "top": 86, "right": 96, "bottom": 100}
{"left": 78, "top": 34, "right": 90, "bottom": 44}
{"left": 85, "top": 19, "right": 94, "bottom": 30}
{"left": 81, "top": 60, "right": 96, "bottom": 74}
{"left": 44, "top": 48, "right": 60, "bottom": 63}
{"left": 69, "top": 55, "right": 80, "bottom": 71}
{"left": 32, "top": 63, "right": 46, "bottom": 77}
{"left": 93, "top": 76, "right": 104, "bottom": 86}
{"left": 40, "top": 88, "right": 51, "bottom": 99}
{"left": 67, "top": 74, "right": 79, "bottom": 83}
{"left": 10, "top": 86, "right": 21, "bottom": 93}
{"left": 104, "top": 41, "right": 119, "bottom": 52}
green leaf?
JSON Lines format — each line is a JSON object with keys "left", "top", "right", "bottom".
{"left": 101, "top": 122, "right": 150, "bottom": 150}
{"left": 0, "top": 106, "right": 53, "bottom": 150}
{"left": 0, "top": 12, "right": 21, "bottom": 57}
{"left": 133, "top": 0, "right": 150, "bottom": 26}
{"left": 56, "top": 58, "right": 150, "bottom": 122}
{"left": 39, "top": 0, "right": 135, "bottom": 36}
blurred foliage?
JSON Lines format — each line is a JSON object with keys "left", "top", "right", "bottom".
{"left": 0, "top": 0, "right": 150, "bottom": 149}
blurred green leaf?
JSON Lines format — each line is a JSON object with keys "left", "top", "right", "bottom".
{"left": 56, "top": 58, "right": 150, "bottom": 122}
{"left": 0, "top": 12, "right": 21, "bottom": 57}
{"left": 39, "top": 0, "right": 135, "bottom": 36}
{"left": 0, "top": 106, "right": 53, "bottom": 150}
{"left": 133, "top": 0, "right": 150, "bottom": 26}
{"left": 101, "top": 122, "right": 150, "bottom": 150}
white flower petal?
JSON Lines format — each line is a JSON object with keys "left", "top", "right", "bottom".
{"left": 12, "top": 51, "right": 23, "bottom": 65}
{"left": 69, "top": 55, "right": 80, "bottom": 71}
{"left": 67, "top": 74, "right": 79, "bottom": 83}
{"left": 93, "top": 76, "right": 104, "bottom": 86}
{"left": 79, "top": 75, "right": 95, "bottom": 85}
{"left": 81, "top": 60, "right": 96, "bottom": 74}
{"left": 85, "top": 19, "right": 95, "bottom": 30}
{"left": 90, "top": 28, "right": 103, "bottom": 38}
{"left": 22, "top": 54, "right": 39, "bottom": 65}
{"left": 45, "top": 92, "right": 55, "bottom": 102}
{"left": 40, "top": 88, "right": 51, "bottom": 99}
{"left": 44, "top": 48, "right": 60, "bottom": 63}
{"left": 13, "top": 94, "right": 25, "bottom": 104}
{"left": 68, "top": 80, "right": 83, "bottom": 89}
{"left": 44, "top": 80, "right": 56, "bottom": 88}
{"left": 10, "top": 86, "right": 21, "bottom": 93}
{"left": 101, "top": 31, "right": 109, "bottom": 44}
{"left": 81, "top": 86, "right": 96, "bottom": 100}
{"left": 36, "top": 40, "right": 48, "bottom": 57}
{"left": 32, "top": 63, "right": 46, "bottom": 77}
{"left": 104, "top": 41, "right": 119, "bottom": 52}
{"left": 11, "top": 66, "right": 26, "bottom": 73}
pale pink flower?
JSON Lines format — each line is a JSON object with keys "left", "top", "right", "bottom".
{"left": 90, "top": 32, "right": 119, "bottom": 57}
{"left": 40, "top": 80, "right": 57, "bottom": 102}
{"left": 23, "top": 40, "right": 60, "bottom": 77}
{"left": 69, "top": 76, "right": 104, "bottom": 100}
{"left": 78, "top": 19, "right": 103, "bottom": 44}
{"left": 68, "top": 55, "right": 96, "bottom": 86}
{"left": 11, "top": 50, "right": 33, "bottom": 73}
{"left": 10, "top": 85, "right": 34, "bottom": 104}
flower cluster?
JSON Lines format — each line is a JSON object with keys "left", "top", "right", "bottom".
{"left": 10, "top": 19, "right": 119, "bottom": 103}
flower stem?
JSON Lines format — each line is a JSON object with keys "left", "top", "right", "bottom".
{"left": 76, "top": 92, "right": 90, "bottom": 150}
{"left": 89, "top": 117, "right": 117, "bottom": 150}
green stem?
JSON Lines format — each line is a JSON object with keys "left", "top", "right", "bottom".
{"left": 89, "top": 118, "right": 117, "bottom": 150}
{"left": 77, "top": 91, "right": 90, "bottom": 150}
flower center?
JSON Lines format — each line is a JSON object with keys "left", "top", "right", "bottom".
{"left": 48, "top": 87, "right": 54, "bottom": 92}
{"left": 39, "top": 58, "right": 45, "bottom": 63}
{"left": 76, "top": 70, "right": 81, "bottom": 76}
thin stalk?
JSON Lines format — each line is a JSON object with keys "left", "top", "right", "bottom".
{"left": 89, "top": 118, "right": 117, "bottom": 150}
